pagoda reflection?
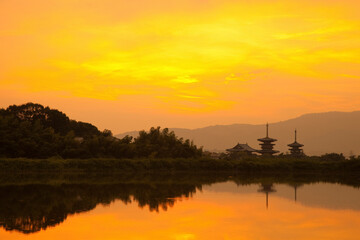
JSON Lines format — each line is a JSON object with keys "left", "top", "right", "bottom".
{"left": 258, "top": 183, "right": 276, "bottom": 209}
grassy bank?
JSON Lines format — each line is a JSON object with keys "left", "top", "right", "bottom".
{"left": 1, "top": 157, "right": 360, "bottom": 173}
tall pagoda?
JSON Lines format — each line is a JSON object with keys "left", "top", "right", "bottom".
{"left": 257, "top": 123, "right": 279, "bottom": 156}
{"left": 288, "top": 129, "right": 304, "bottom": 157}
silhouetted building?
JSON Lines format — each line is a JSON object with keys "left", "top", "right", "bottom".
{"left": 257, "top": 123, "right": 279, "bottom": 156}
{"left": 288, "top": 129, "right": 304, "bottom": 157}
{"left": 226, "top": 143, "right": 257, "bottom": 156}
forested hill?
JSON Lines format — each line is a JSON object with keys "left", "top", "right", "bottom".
{"left": 0, "top": 103, "right": 202, "bottom": 159}
{"left": 1, "top": 103, "right": 101, "bottom": 137}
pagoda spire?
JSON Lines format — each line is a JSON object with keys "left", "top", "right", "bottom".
{"left": 295, "top": 129, "right": 297, "bottom": 142}
{"left": 266, "top": 123, "right": 269, "bottom": 137}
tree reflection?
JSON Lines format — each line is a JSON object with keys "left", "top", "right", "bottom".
{"left": 0, "top": 172, "right": 359, "bottom": 234}
{"left": 0, "top": 182, "right": 201, "bottom": 234}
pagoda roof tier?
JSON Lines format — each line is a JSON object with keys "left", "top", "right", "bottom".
{"left": 288, "top": 141, "right": 304, "bottom": 147}
{"left": 260, "top": 143, "right": 275, "bottom": 146}
{"left": 289, "top": 148, "right": 302, "bottom": 152}
{"left": 257, "top": 149, "right": 279, "bottom": 153}
{"left": 257, "top": 137, "right": 277, "bottom": 142}
{"left": 226, "top": 143, "right": 257, "bottom": 152}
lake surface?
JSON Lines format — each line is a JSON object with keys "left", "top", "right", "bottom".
{"left": 0, "top": 173, "right": 359, "bottom": 240}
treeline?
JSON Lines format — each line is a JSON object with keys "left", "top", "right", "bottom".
{"left": 0, "top": 103, "right": 202, "bottom": 159}
{"left": 219, "top": 151, "right": 360, "bottom": 161}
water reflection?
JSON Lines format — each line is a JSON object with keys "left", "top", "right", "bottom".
{"left": 0, "top": 182, "right": 200, "bottom": 233}
{"left": 0, "top": 172, "right": 359, "bottom": 235}
{"left": 257, "top": 184, "right": 276, "bottom": 209}
{"left": 256, "top": 183, "right": 303, "bottom": 208}
{"left": 290, "top": 183, "right": 303, "bottom": 202}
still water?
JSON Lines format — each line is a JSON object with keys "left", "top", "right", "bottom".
{"left": 0, "top": 173, "right": 359, "bottom": 240}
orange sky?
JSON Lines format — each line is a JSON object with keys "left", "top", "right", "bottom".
{"left": 1, "top": 0, "right": 360, "bottom": 133}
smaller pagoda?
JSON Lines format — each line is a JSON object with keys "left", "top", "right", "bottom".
{"left": 288, "top": 129, "right": 304, "bottom": 157}
{"left": 257, "top": 123, "right": 279, "bottom": 156}
{"left": 226, "top": 143, "right": 257, "bottom": 156}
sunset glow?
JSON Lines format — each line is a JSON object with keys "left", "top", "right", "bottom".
{"left": 1, "top": 0, "right": 360, "bottom": 132}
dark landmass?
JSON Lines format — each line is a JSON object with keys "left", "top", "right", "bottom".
{"left": 0, "top": 103, "right": 202, "bottom": 159}
{"left": 1, "top": 155, "right": 360, "bottom": 173}
{"left": 116, "top": 111, "right": 360, "bottom": 156}
{"left": 1, "top": 103, "right": 360, "bottom": 173}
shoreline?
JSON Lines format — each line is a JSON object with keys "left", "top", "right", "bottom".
{"left": 0, "top": 169, "right": 359, "bottom": 188}
{"left": 1, "top": 157, "right": 360, "bottom": 173}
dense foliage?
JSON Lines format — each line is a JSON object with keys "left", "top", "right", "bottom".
{"left": 134, "top": 127, "right": 201, "bottom": 158}
{"left": 0, "top": 103, "right": 202, "bottom": 159}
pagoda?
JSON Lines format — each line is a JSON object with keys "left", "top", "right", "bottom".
{"left": 257, "top": 123, "right": 279, "bottom": 156}
{"left": 288, "top": 129, "right": 304, "bottom": 157}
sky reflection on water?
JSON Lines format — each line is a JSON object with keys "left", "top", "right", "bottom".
{"left": 0, "top": 175, "right": 359, "bottom": 240}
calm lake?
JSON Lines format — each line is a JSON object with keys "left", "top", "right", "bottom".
{"left": 0, "top": 172, "right": 359, "bottom": 240}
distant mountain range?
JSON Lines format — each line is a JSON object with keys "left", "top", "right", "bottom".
{"left": 116, "top": 111, "right": 360, "bottom": 156}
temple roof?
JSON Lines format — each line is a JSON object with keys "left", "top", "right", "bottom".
{"left": 288, "top": 141, "right": 304, "bottom": 147}
{"left": 226, "top": 143, "right": 257, "bottom": 152}
{"left": 256, "top": 149, "right": 280, "bottom": 154}
{"left": 257, "top": 137, "right": 277, "bottom": 142}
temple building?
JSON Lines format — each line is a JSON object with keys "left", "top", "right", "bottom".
{"left": 226, "top": 143, "right": 257, "bottom": 156}
{"left": 288, "top": 129, "right": 304, "bottom": 157}
{"left": 257, "top": 123, "right": 279, "bottom": 156}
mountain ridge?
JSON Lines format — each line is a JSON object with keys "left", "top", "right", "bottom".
{"left": 116, "top": 111, "right": 360, "bottom": 156}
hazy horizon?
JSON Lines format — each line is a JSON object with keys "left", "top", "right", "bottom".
{"left": 115, "top": 109, "right": 360, "bottom": 133}
{"left": 1, "top": 101, "right": 359, "bottom": 134}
